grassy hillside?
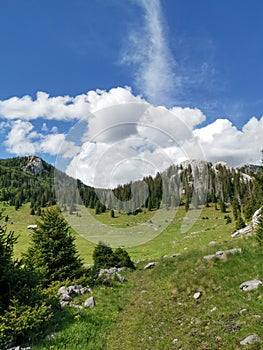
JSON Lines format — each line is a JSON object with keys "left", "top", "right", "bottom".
{"left": 31, "top": 236, "right": 263, "bottom": 349}
{"left": 2, "top": 202, "right": 236, "bottom": 263}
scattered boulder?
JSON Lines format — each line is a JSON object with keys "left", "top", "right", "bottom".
{"left": 203, "top": 248, "right": 242, "bottom": 260}
{"left": 144, "top": 262, "right": 158, "bottom": 269}
{"left": 172, "top": 338, "right": 179, "bottom": 344}
{"left": 239, "top": 308, "right": 248, "bottom": 314}
{"left": 84, "top": 296, "right": 95, "bottom": 308}
{"left": 58, "top": 284, "right": 91, "bottom": 307}
{"left": 208, "top": 241, "right": 217, "bottom": 246}
{"left": 60, "top": 293, "right": 71, "bottom": 302}
{"left": 193, "top": 292, "right": 202, "bottom": 300}
{"left": 170, "top": 253, "right": 181, "bottom": 258}
{"left": 240, "top": 279, "right": 262, "bottom": 291}
{"left": 240, "top": 334, "right": 260, "bottom": 345}
{"left": 98, "top": 267, "right": 126, "bottom": 283}
{"left": 116, "top": 273, "right": 125, "bottom": 283}
{"left": 231, "top": 226, "right": 253, "bottom": 238}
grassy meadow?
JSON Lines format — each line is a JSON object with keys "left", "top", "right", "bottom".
{"left": 2, "top": 202, "right": 236, "bottom": 263}
{"left": 2, "top": 201, "right": 263, "bottom": 349}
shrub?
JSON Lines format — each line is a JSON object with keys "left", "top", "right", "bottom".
{"left": 113, "top": 248, "right": 135, "bottom": 269}
{"left": 93, "top": 242, "right": 134, "bottom": 270}
{"left": 0, "top": 299, "right": 52, "bottom": 348}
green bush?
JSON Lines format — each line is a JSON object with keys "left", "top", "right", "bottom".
{"left": 93, "top": 242, "right": 135, "bottom": 270}
{"left": 0, "top": 299, "right": 52, "bottom": 348}
{"left": 113, "top": 248, "right": 135, "bottom": 269}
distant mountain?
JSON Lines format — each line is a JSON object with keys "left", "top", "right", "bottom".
{"left": 0, "top": 156, "right": 262, "bottom": 219}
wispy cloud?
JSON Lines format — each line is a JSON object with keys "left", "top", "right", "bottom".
{"left": 122, "top": 0, "right": 179, "bottom": 106}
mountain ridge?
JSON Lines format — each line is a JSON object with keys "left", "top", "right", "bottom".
{"left": 0, "top": 155, "right": 262, "bottom": 220}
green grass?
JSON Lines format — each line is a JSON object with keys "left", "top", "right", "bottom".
{"left": 2, "top": 202, "right": 236, "bottom": 263}
{"left": 4, "top": 201, "right": 263, "bottom": 349}
{"left": 30, "top": 237, "right": 263, "bottom": 350}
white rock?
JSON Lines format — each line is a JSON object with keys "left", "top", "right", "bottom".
{"left": 193, "top": 292, "right": 202, "bottom": 300}
{"left": 58, "top": 286, "right": 67, "bottom": 294}
{"left": 116, "top": 273, "right": 125, "bottom": 283}
{"left": 240, "top": 334, "right": 260, "bottom": 345}
{"left": 240, "top": 279, "right": 262, "bottom": 291}
{"left": 60, "top": 293, "right": 71, "bottom": 301}
{"left": 144, "top": 262, "right": 158, "bottom": 269}
{"left": 84, "top": 296, "right": 95, "bottom": 308}
{"left": 232, "top": 226, "right": 253, "bottom": 238}
{"left": 239, "top": 308, "right": 248, "bottom": 314}
{"left": 172, "top": 338, "right": 179, "bottom": 344}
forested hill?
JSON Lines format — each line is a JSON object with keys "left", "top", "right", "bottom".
{"left": 0, "top": 156, "right": 262, "bottom": 223}
{"left": 0, "top": 156, "right": 57, "bottom": 213}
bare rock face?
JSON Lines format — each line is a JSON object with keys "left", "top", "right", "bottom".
{"left": 22, "top": 156, "right": 44, "bottom": 175}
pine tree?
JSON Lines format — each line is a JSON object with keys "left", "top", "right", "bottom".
{"left": 24, "top": 207, "right": 83, "bottom": 285}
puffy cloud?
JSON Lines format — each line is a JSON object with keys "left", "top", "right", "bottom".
{"left": 194, "top": 117, "right": 263, "bottom": 166}
{"left": 39, "top": 134, "right": 80, "bottom": 158}
{"left": 1, "top": 87, "right": 263, "bottom": 187}
{"left": 0, "top": 87, "right": 145, "bottom": 121}
{"left": 5, "top": 120, "right": 38, "bottom": 155}
{"left": 63, "top": 101, "right": 205, "bottom": 187}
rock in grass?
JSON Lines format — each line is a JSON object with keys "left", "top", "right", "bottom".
{"left": 84, "top": 296, "right": 95, "bottom": 308}
{"left": 193, "top": 292, "right": 202, "bottom": 300}
{"left": 203, "top": 248, "right": 242, "bottom": 261}
{"left": 240, "top": 334, "right": 260, "bottom": 345}
{"left": 116, "top": 273, "right": 125, "bottom": 283}
{"left": 240, "top": 279, "right": 262, "bottom": 291}
{"left": 144, "top": 262, "right": 158, "bottom": 269}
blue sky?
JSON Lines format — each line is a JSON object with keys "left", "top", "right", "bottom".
{"left": 0, "top": 0, "right": 263, "bottom": 186}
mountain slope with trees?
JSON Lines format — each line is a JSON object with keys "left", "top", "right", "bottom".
{"left": 0, "top": 156, "right": 262, "bottom": 227}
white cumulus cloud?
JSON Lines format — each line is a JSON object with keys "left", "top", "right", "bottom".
{"left": 1, "top": 87, "right": 263, "bottom": 187}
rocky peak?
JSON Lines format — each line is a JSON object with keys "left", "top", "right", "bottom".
{"left": 22, "top": 156, "right": 44, "bottom": 175}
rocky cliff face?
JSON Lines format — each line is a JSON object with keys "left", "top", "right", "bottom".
{"left": 22, "top": 156, "right": 44, "bottom": 175}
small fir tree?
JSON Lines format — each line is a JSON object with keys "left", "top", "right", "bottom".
{"left": 25, "top": 206, "right": 83, "bottom": 285}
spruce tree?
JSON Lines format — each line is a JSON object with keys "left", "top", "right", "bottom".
{"left": 25, "top": 206, "right": 83, "bottom": 285}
